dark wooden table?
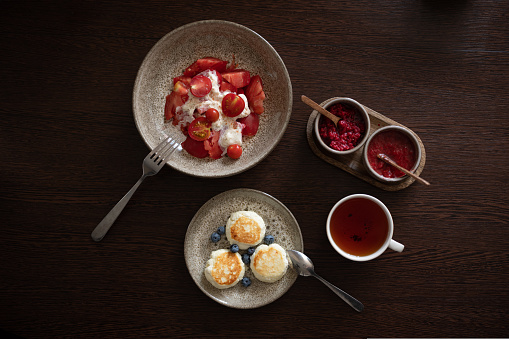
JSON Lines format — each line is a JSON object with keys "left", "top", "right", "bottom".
{"left": 1, "top": 1, "right": 508, "bottom": 338}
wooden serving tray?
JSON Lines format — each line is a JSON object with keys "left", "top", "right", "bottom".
{"left": 306, "top": 98, "right": 426, "bottom": 191}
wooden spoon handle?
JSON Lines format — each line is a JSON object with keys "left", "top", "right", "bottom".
{"left": 301, "top": 95, "right": 340, "bottom": 125}
{"left": 377, "top": 154, "right": 430, "bottom": 186}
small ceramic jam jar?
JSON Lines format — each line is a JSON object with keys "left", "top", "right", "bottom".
{"left": 314, "top": 97, "right": 370, "bottom": 155}
{"left": 363, "top": 125, "right": 421, "bottom": 183}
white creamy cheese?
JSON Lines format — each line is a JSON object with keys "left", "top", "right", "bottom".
{"left": 176, "top": 70, "right": 251, "bottom": 152}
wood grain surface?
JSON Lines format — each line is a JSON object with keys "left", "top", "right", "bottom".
{"left": 1, "top": 1, "right": 508, "bottom": 338}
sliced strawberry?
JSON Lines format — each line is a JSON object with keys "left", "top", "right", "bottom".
{"left": 181, "top": 136, "right": 208, "bottom": 158}
{"left": 245, "top": 75, "right": 265, "bottom": 114}
{"left": 204, "top": 130, "right": 222, "bottom": 159}
{"left": 222, "top": 69, "right": 251, "bottom": 89}
{"left": 220, "top": 80, "right": 237, "bottom": 93}
{"left": 183, "top": 57, "right": 228, "bottom": 77}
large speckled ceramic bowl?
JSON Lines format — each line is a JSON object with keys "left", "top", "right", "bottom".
{"left": 133, "top": 20, "right": 292, "bottom": 178}
{"left": 184, "top": 188, "right": 303, "bottom": 309}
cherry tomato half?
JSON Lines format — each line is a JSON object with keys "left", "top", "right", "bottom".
{"left": 227, "top": 144, "right": 242, "bottom": 159}
{"left": 188, "top": 117, "right": 211, "bottom": 141}
{"left": 190, "top": 75, "right": 212, "bottom": 98}
{"left": 205, "top": 108, "right": 220, "bottom": 123}
{"left": 222, "top": 93, "right": 245, "bottom": 117}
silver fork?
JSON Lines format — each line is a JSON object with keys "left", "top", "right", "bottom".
{"left": 91, "top": 136, "right": 181, "bottom": 242}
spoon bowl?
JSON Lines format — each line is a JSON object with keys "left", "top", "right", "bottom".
{"left": 287, "top": 250, "right": 364, "bottom": 312}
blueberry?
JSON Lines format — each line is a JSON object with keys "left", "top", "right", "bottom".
{"left": 230, "top": 244, "right": 239, "bottom": 253}
{"left": 264, "top": 235, "right": 275, "bottom": 245}
{"left": 210, "top": 232, "right": 221, "bottom": 243}
{"left": 217, "top": 226, "right": 225, "bottom": 235}
{"left": 242, "top": 253, "right": 251, "bottom": 265}
{"left": 247, "top": 247, "right": 256, "bottom": 255}
{"left": 241, "top": 277, "right": 251, "bottom": 287}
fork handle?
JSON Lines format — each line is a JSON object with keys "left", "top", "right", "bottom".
{"left": 91, "top": 174, "right": 147, "bottom": 242}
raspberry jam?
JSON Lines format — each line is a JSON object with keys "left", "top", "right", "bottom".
{"left": 367, "top": 129, "right": 417, "bottom": 178}
{"left": 318, "top": 103, "right": 366, "bottom": 151}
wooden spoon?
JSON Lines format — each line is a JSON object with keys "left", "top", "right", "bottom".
{"left": 377, "top": 154, "right": 430, "bottom": 186}
{"left": 301, "top": 95, "right": 341, "bottom": 126}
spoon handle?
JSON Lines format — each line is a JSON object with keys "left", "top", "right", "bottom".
{"left": 377, "top": 153, "right": 430, "bottom": 186}
{"left": 301, "top": 95, "right": 340, "bottom": 125}
{"left": 312, "top": 272, "right": 364, "bottom": 312}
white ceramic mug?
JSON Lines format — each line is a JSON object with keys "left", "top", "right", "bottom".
{"left": 326, "top": 194, "right": 404, "bottom": 261}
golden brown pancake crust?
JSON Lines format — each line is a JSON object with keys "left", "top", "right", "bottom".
{"left": 230, "top": 216, "right": 261, "bottom": 244}
{"left": 211, "top": 251, "right": 243, "bottom": 286}
{"left": 253, "top": 247, "right": 284, "bottom": 275}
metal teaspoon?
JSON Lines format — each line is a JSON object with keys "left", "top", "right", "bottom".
{"left": 287, "top": 250, "right": 364, "bottom": 312}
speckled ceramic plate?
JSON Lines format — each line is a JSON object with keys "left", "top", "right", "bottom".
{"left": 133, "top": 20, "right": 292, "bottom": 178}
{"left": 184, "top": 188, "right": 303, "bottom": 309}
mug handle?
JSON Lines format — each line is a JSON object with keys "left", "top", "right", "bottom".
{"left": 389, "top": 239, "right": 404, "bottom": 252}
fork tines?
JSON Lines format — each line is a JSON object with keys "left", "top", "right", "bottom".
{"left": 150, "top": 137, "right": 180, "bottom": 165}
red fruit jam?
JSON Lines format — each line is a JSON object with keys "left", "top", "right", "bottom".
{"left": 318, "top": 103, "right": 366, "bottom": 151}
{"left": 367, "top": 129, "right": 417, "bottom": 178}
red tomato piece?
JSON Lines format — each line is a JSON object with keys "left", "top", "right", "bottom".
{"left": 190, "top": 75, "right": 212, "bottom": 97}
{"left": 205, "top": 108, "right": 220, "bottom": 123}
{"left": 245, "top": 75, "right": 265, "bottom": 114}
{"left": 164, "top": 91, "right": 187, "bottom": 121}
{"left": 172, "top": 76, "right": 192, "bottom": 87}
{"left": 226, "top": 54, "right": 237, "bottom": 71}
{"left": 183, "top": 57, "right": 228, "bottom": 77}
{"left": 220, "top": 80, "right": 237, "bottom": 93}
{"left": 188, "top": 117, "right": 211, "bottom": 141}
{"left": 238, "top": 113, "right": 259, "bottom": 136}
{"left": 173, "top": 80, "right": 189, "bottom": 96}
{"left": 227, "top": 144, "right": 242, "bottom": 159}
{"left": 251, "top": 91, "right": 265, "bottom": 114}
{"left": 222, "top": 93, "right": 245, "bottom": 117}
{"left": 180, "top": 123, "right": 189, "bottom": 136}
{"left": 204, "top": 131, "right": 222, "bottom": 159}
{"left": 182, "top": 136, "right": 208, "bottom": 158}
{"left": 222, "top": 69, "right": 251, "bottom": 89}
